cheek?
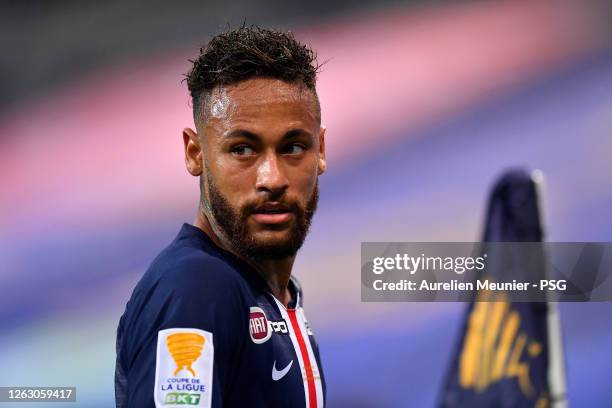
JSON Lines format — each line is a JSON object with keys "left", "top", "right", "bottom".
{"left": 289, "top": 159, "right": 319, "bottom": 196}
{"left": 216, "top": 170, "right": 256, "bottom": 205}
{"left": 206, "top": 158, "right": 255, "bottom": 204}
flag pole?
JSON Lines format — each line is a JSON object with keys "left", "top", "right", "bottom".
{"left": 532, "top": 170, "right": 568, "bottom": 408}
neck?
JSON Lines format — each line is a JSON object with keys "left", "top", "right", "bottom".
{"left": 194, "top": 209, "right": 295, "bottom": 307}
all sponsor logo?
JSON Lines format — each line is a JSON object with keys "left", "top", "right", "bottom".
{"left": 249, "top": 307, "right": 290, "bottom": 344}
{"left": 271, "top": 360, "right": 294, "bottom": 381}
{"left": 155, "top": 328, "right": 213, "bottom": 407}
{"left": 167, "top": 332, "right": 205, "bottom": 376}
{"left": 249, "top": 307, "right": 271, "bottom": 344}
{"left": 270, "top": 320, "right": 289, "bottom": 335}
{"left": 164, "top": 393, "right": 201, "bottom": 405}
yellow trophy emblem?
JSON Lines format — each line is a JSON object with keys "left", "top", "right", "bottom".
{"left": 166, "top": 332, "right": 206, "bottom": 376}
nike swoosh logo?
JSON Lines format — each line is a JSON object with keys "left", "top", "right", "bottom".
{"left": 272, "top": 360, "right": 293, "bottom": 381}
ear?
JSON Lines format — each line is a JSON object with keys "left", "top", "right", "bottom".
{"left": 317, "top": 125, "right": 327, "bottom": 175}
{"left": 183, "top": 128, "right": 203, "bottom": 176}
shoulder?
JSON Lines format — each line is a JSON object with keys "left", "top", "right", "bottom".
{"left": 121, "top": 241, "right": 250, "bottom": 333}
{"left": 116, "top": 231, "right": 250, "bottom": 385}
{"left": 140, "top": 241, "right": 246, "bottom": 300}
{"left": 121, "top": 241, "right": 250, "bottom": 342}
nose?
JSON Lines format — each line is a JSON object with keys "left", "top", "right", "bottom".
{"left": 255, "top": 151, "right": 289, "bottom": 196}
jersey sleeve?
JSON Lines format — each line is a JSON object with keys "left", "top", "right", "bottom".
{"left": 122, "top": 251, "right": 247, "bottom": 408}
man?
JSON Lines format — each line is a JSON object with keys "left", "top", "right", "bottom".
{"left": 115, "top": 26, "right": 326, "bottom": 407}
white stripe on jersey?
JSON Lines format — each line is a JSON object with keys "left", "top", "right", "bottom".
{"left": 272, "top": 296, "right": 311, "bottom": 408}
{"left": 296, "top": 306, "right": 324, "bottom": 408}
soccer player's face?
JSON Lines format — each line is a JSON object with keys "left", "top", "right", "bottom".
{"left": 197, "top": 78, "right": 326, "bottom": 260}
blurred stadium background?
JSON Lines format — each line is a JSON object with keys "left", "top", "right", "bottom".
{"left": 1, "top": 0, "right": 612, "bottom": 406}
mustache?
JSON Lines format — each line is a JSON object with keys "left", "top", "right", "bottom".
{"left": 241, "top": 199, "right": 303, "bottom": 216}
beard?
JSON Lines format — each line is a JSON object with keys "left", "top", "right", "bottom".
{"left": 202, "top": 170, "right": 319, "bottom": 262}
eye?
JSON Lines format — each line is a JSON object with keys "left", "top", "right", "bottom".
{"left": 231, "top": 144, "right": 256, "bottom": 156}
{"left": 283, "top": 143, "right": 306, "bottom": 155}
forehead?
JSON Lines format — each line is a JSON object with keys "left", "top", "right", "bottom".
{"left": 202, "top": 78, "right": 320, "bottom": 132}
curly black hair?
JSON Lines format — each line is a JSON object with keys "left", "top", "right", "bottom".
{"left": 186, "top": 25, "right": 321, "bottom": 124}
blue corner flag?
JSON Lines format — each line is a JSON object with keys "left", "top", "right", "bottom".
{"left": 439, "top": 169, "right": 559, "bottom": 408}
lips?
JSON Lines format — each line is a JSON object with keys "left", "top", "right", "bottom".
{"left": 251, "top": 202, "right": 293, "bottom": 225}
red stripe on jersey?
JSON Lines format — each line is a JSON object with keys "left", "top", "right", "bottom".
{"left": 287, "top": 309, "right": 317, "bottom": 408}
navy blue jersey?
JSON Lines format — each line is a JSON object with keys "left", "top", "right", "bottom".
{"left": 115, "top": 223, "right": 325, "bottom": 408}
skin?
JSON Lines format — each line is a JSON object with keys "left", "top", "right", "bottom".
{"left": 182, "top": 78, "right": 326, "bottom": 307}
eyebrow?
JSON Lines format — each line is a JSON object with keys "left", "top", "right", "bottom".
{"left": 224, "top": 128, "right": 314, "bottom": 141}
